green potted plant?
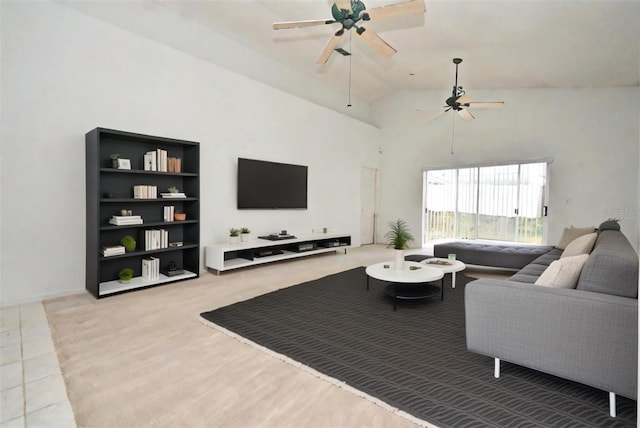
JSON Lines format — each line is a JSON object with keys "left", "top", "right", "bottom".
{"left": 118, "top": 267, "right": 134, "bottom": 284}
{"left": 240, "top": 227, "right": 251, "bottom": 242}
{"left": 384, "top": 219, "right": 414, "bottom": 270}
{"left": 120, "top": 235, "right": 136, "bottom": 252}
{"left": 167, "top": 186, "right": 179, "bottom": 193}
{"left": 229, "top": 228, "right": 240, "bottom": 244}
{"left": 109, "top": 153, "right": 120, "bottom": 168}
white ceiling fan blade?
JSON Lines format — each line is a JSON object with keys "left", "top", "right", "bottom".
{"left": 457, "top": 108, "right": 475, "bottom": 122}
{"left": 356, "top": 28, "right": 397, "bottom": 58}
{"left": 366, "top": 0, "right": 426, "bottom": 21}
{"left": 273, "top": 19, "right": 335, "bottom": 30}
{"left": 315, "top": 30, "right": 344, "bottom": 64}
{"left": 427, "top": 108, "right": 451, "bottom": 124}
{"left": 455, "top": 95, "right": 471, "bottom": 104}
{"left": 464, "top": 101, "right": 505, "bottom": 109}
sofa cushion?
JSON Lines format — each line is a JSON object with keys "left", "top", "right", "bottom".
{"left": 561, "top": 232, "right": 597, "bottom": 258}
{"left": 577, "top": 230, "right": 639, "bottom": 298}
{"left": 557, "top": 226, "right": 595, "bottom": 249}
{"left": 535, "top": 254, "right": 589, "bottom": 288}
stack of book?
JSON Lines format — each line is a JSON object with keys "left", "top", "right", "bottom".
{"left": 133, "top": 185, "right": 158, "bottom": 199}
{"left": 160, "top": 192, "right": 186, "bottom": 199}
{"left": 142, "top": 257, "right": 160, "bottom": 281}
{"left": 101, "top": 245, "right": 125, "bottom": 257}
{"left": 145, "top": 229, "right": 168, "bottom": 250}
{"left": 109, "top": 215, "right": 143, "bottom": 226}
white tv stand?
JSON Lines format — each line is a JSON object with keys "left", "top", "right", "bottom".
{"left": 205, "top": 233, "right": 351, "bottom": 274}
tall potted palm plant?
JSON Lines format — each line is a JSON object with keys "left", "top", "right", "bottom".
{"left": 385, "top": 219, "right": 414, "bottom": 270}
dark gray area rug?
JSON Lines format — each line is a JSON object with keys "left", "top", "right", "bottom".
{"left": 200, "top": 267, "right": 636, "bottom": 427}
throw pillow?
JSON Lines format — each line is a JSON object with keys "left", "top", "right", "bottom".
{"left": 557, "top": 226, "right": 595, "bottom": 249}
{"left": 561, "top": 232, "right": 597, "bottom": 258}
{"left": 535, "top": 254, "right": 589, "bottom": 288}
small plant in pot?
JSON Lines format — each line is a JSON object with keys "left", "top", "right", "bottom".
{"left": 120, "top": 235, "right": 136, "bottom": 252}
{"left": 119, "top": 267, "right": 134, "bottom": 284}
{"left": 240, "top": 227, "right": 251, "bottom": 242}
{"left": 109, "top": 154, "right": 120, "bottom": 168}
{"left": 229, "top": 228, "right": 240, "bottom": 244}
{"left": 167, "top": 186, "right": 179, "bottom": 193}
{"left": 384, "top": 219, "right": 414, "bottom": 270}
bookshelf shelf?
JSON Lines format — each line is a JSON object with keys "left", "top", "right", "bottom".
{"left": 86, "top": 127, "right": 200, "bottom": 298}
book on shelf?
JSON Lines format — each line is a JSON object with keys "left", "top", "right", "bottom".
{"left": 101, "top": 245, "right": 125, "bottom": 256}
{"left": 144, "top": 229, "right": 169, "bottom": 251}
{"left": 142, "top": 257, "right": 160, "bottom": 281}
{"left": 160, "top": 192, "right": 186, "bottom": 198}
{"left": 157, "top": 149, "right": 167, "bottom": 172}
{"left": 133, "top": 185, "right": 158, "bottom": 199}
{"left": 163, "top": 206, "right": 175, "bottom": 222}
{"left": 143, "top": 151, "right": 157, "bottom": 171}
{"left": 167, "top": 157, "right": 182, "bottom": 173}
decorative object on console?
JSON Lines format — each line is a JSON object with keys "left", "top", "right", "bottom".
{"left": 229, "top": 228, "right": 240, "bottom": 244}
{"left": 272, "top": 0, "right": 425, "bottom": 64}
{"left": 174, "top": 212, "right": 186, "bottom": 221}
{"left": 120, "top": 235, "right": 136, "bottom": 252}
{"left": 118, "top": 267, "right": 134, "bottom": 284}
{"left": 384, "top": 218, "right": 414, "bottom": 270}
{"left": 240, "top": 227, "right": 251, "bottom": 242}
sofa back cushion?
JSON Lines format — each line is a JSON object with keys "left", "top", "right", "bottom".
{"left": 576, "top": 230, "right": 639, "bottom": 298}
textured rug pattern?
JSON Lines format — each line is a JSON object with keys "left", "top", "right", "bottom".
{"left": 201, "top": 268, "right": 636, "bottom": 428}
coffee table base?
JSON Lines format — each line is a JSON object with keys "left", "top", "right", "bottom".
{"left": 384, "top": 282, "right": 443, "bottom": 311}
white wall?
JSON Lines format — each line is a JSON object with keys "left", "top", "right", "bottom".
{"left": 372, "top": 88, "right": 640, "bottom": 248}
{"left": 0, "top": 1, "right": 381, "bottom": 304}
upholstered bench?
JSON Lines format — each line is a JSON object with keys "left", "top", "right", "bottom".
{"left": 433, "top": 241, "right": 555, "bottom": 270}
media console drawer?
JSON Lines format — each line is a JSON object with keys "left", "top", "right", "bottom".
{"left": 205, "top": 234, "right": 351, "bottom": 274}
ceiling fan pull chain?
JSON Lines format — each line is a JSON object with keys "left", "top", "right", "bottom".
{"left": 451, "top": 113, "right": 455, "bottom": 154}
{"left": 347, "top": 32, "right": 352, "bottom": 108}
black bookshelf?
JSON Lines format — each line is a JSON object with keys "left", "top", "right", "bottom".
{"left": 86, "top": 127, "right": 200, "bottom": 298}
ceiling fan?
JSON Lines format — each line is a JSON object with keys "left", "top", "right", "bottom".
{"left": 273, "top": 0, "right": 426, "bottom": 64}
{"left": 428, "top": 58, "right": 504, "bottom": 123}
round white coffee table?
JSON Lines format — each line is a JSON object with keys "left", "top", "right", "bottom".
{"left": 365, "top": 261, "right": 444, "bottom": 311}
{"left": 420, "top": 258, "right": 466, "bottom": 288}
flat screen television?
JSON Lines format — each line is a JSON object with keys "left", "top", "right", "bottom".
{"left": 237, "top": 158, "right": 308, "bottom": 209}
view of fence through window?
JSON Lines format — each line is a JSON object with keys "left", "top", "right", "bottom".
{"left": 423, "top": 162, "right": 547, "bottom": 244}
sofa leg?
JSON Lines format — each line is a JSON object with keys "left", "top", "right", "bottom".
{"left": 494, "top": 358, "right": 500, "bottom": 378}
{"left": 609, "top": 392, "right": 616, "bottom": 418}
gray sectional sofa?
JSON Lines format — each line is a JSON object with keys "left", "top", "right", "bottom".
{"left": 465, "top": 229, "right": 638, "bottom": 417}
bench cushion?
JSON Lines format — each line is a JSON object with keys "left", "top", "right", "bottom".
{"left": 434, "top": 241, "right": 555, "bottom": 270}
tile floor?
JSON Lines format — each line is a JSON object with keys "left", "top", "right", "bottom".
{"left": 1, "top": 303, "right": 76, "bottom": 428}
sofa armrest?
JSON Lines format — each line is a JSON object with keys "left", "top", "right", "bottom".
{"left": 465, "top": 279, "right": 638, "bottom": 399}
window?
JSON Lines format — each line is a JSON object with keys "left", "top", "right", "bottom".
{"left": 423, "top": 161, "right": 548, "bottom": 244}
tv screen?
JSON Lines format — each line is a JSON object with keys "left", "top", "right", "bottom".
{"left": 237, "top": 158, "right": 308, "bottom": 209}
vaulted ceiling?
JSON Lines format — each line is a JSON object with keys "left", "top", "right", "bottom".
{"left": 63, "top": 0, "right": 640, "bottom": 124}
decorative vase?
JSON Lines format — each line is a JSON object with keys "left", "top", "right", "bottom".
{"left": 229, "top": 236, "right": 239, "bottom": 244}
{"left": 241, "top": 233, "right": 250, "bottom": 242}
{"left": 393, "top": 249, "right": 405, "bottom": 270}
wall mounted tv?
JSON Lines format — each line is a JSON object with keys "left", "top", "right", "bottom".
{"left": 237, "top": 158, "right": 308, "bottom": 209}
